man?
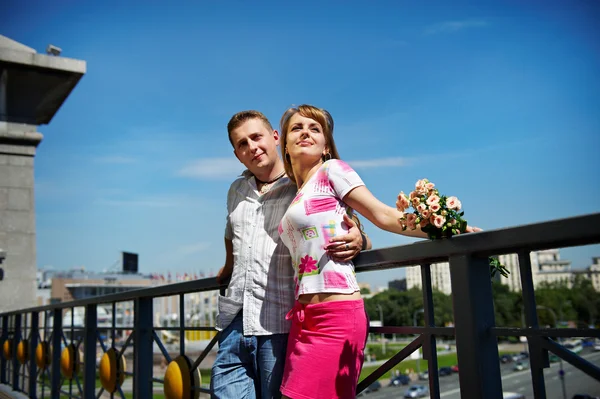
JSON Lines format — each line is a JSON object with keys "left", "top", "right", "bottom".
{"left": 211, "top": 111, "right": 369, "bottom": 399}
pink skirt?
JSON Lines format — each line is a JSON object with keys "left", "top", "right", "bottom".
{"left": 280, "top": 299, "right": 368, "bottom": 399}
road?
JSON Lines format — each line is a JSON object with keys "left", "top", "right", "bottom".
{"left": 360, "top": 349, "right": 600, "bottom": 399}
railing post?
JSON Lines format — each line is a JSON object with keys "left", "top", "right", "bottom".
{"left": 29, "top": 311, "right": 39, "bottom": 398}
{"left": 50, "top": 309, "right": 62, "bottom": 399}
{"left": 83, "top": 304, "right": 97, "bottom": 399}
{"left": 450, "top": 254, "right": 503, "bottom": 399}
{"left": 421, "top": 263, "right": 441, "bottom": 399}
{"left": 12, "top": 313, "right": 21, "bottom": 391}
{"left": 1, "top": 315, "right": 7, "bottom": 384}
{"left": 519, "top": 250, "right": 548, "bottom": 399}
{"left": 133, "top": 297, "right": 153, "bottom": 399}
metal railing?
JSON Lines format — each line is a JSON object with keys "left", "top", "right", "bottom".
{"left": 1, "top": 212, "right": 600, "bottom": 399}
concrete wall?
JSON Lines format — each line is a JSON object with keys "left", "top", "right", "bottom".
{"left": 0, "top": 122, "right": 42, "bottom": 312}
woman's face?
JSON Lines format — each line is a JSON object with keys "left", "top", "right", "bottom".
{"left": 285, "top": 113, "right": 328, "bottom": 163}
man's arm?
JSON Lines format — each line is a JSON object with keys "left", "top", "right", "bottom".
{"left": 325, "top": 214, "right": 370, "bottom": 262}
{"left": 216, "top": 238, "right": 234, "bottom": 286}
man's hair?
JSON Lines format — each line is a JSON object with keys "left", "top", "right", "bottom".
{"left": 227, "top": 110, "right": 274, "bottom": 146}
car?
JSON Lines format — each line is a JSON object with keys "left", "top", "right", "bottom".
{"left": 404, "top": 385, "right": 429, "bottom": 398}
{"left": 439, "top": 366, "right": 453, "bottom": 376}
{"left": 418, "top": 370, "right": 429, "bottom": 380}
{"left": 451, "top": 364, "right": 459, "bottom": 373}
{"left": 500, "top": 354, "right": 513, "bottom": 363}
{"left": 513, "top": 361, "right": 529, "bottom": 371}
{"left": 363, "top": 380, "right": 381, "bottom": 394}
{"left": 389, "top": 374, "right": 411, "bottom": 386}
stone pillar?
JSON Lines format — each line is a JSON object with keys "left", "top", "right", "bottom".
{"left": 0, "top": 34, "right": 85, "bottom": 312}
{"left": 0, "top": 122, "right": 43, "bottom": 311}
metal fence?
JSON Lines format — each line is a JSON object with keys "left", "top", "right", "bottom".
{"left": 1, "top": 213, "right": 600, "bottom": 399}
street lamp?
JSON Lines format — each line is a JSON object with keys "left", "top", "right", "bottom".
{"left": 413, "top": 308, "right": 424, "bottom": 374}
{"left": 537, "top": 305, "right": 567, "bottom": 399}
{"left": 376, "top": 304, "right": 385, "bottom": 355}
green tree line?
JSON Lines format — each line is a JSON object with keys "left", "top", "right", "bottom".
{"left": 364, "top": 276, "right": 599, "bottom": 335}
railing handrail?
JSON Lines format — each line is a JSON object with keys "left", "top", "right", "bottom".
{"left": 355, "top": 211, "right": 600, "bottom": 272}
{"left": 1, "top": 212, "right": 599, "bottom": 317}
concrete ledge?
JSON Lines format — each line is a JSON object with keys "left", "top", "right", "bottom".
{"left": 0, "top": 384, "right": 29, "bottom": 399}
{"left": 0, "top": 48, "right": 86, "bottom": 75}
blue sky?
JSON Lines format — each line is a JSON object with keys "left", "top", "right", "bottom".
{"left": 3, "top": 0, "right": 599, "bottom": 289}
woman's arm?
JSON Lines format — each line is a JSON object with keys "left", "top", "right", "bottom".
{"left": 342, "top": 186, "right": 428, "bottom": 238}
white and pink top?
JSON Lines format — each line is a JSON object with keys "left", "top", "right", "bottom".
{"left": 278, "top": 159, "right": 364, "bottom": 299}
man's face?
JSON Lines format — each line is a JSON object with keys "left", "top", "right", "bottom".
{"left": 230, "top": 118, "right": 280, "bottom": 175}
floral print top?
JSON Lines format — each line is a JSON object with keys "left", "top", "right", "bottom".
{"left": 279, "top": 159, "right": 364, "bottom": 299}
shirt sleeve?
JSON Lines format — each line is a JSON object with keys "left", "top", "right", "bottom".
{"left": 326, "top": 159, "right": 365, "bottom": 199}
{"left": 224, "top": 182, "right": 235, "bottom": 240}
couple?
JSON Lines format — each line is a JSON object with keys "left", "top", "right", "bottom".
{"left": 211, "top": 105, "right": 478, "bottom": 399}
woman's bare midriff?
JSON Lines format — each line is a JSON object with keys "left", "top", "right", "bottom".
{"left": 298, "top": 291, "right": 362, "bottom": 304}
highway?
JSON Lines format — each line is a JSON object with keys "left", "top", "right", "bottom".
{"left": 360, "top": 349, "right": 600, "bottom": 399}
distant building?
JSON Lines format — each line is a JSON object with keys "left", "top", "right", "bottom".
{"left": 48, "top": 268, "right": 153, "bottom": 304}
{"left": 405, "top": 250, "right": 598, "bottom": 294}
{"left": 406, "top": 262, "right": 452, "bottom": 295}
{"left": 499, "top": 249, "right": 574, "bottom": 291}
{"left": 579, "top": 257, "right": 600, "bottom": 291}
{"left": 388, "top": 278, "right": 407, "bottom": 292}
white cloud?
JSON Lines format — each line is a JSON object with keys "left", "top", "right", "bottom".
{"left": 425, "top": 19, "right": 487, "bottom": 35}
{"left": 347, "top": 157, "right": 411, "bottom": 169}
{"left": 177, "top": 157, "right": 244, "bottom": 179}
{"left": 175, "top": 242, "right": 212, "bottom": 256}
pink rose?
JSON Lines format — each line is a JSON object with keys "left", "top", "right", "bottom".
{"left": 411, "top": 197, "right": 421, "bottom": 207}
{"left": 425, "top": 182, "right": 435, "bottom": 191}
{"left": 406, "top": 213, "right": 417, "bottom": 230}
{"left": 446, "top": 196, "right": 462, "bottom": 210}
{"left": 417, "top": 203, "right": 427, "bottom": 214}
{"left": 429, "top": 203, "right": 441, "bottom": 213}
{"left": 426, "top": 195, "right": 440, "bottom": 206}
{"left": 421, "top": 209, "right": 431, "bottom": 219}
{"left": 396, "top": 191, "right": 410, "bottom": 212}
{"left": 415, "top": 179, "right": 428, "bottom": 195}
{"left": 431, "top": 214, "right": 446, "bottom": 229}
{"left": 419, "top": 218, "right": 429, "bottom": 228}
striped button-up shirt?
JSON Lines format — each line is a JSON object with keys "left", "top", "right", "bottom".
{"left": 216, "top": 173, "right": 297, "bottom": 335}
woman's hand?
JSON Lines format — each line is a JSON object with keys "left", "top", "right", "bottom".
{"left": 325, "top": 214, "right": 363, "bottom": 262}
{"left": 465, "top": 225, "right": 482, "bottom": 233}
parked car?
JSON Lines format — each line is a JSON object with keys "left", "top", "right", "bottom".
{"left": 418, "top": 370, "right": 429, "bottom": 380}
{"left": 404, "top": 385, "right": 429, "bottom": 398}
{"left": 500, "top": 354, "right": 513, "bottom": 363}
{"left": 439, "top": 366, "right": 453, "bottom": 376}
{"left": 364, "top": 380, "right": 381, "bottom": 394}
{"left": 513, "top": 361, "right": 529, "bottom": 371}
{"left": 389, "top": 374, "right": 411, "bottom": 386}
{"left": 451, "top": 364, "right": 459, "bottom": 373}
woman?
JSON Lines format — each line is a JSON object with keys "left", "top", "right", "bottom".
{"left": 277, "top": 104, "right": 478, "bottom": 399}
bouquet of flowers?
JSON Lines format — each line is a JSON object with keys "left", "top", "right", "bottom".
{"left": 396, "top": 178, "right": 509, "bottom": 278}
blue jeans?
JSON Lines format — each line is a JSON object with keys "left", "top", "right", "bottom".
{"left": 211, "top": 312, "right": 288, "bottom": 399}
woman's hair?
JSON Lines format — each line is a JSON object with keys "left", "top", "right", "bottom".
{"left": 279, "top": 104, "right": 341, "bottom": 185}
